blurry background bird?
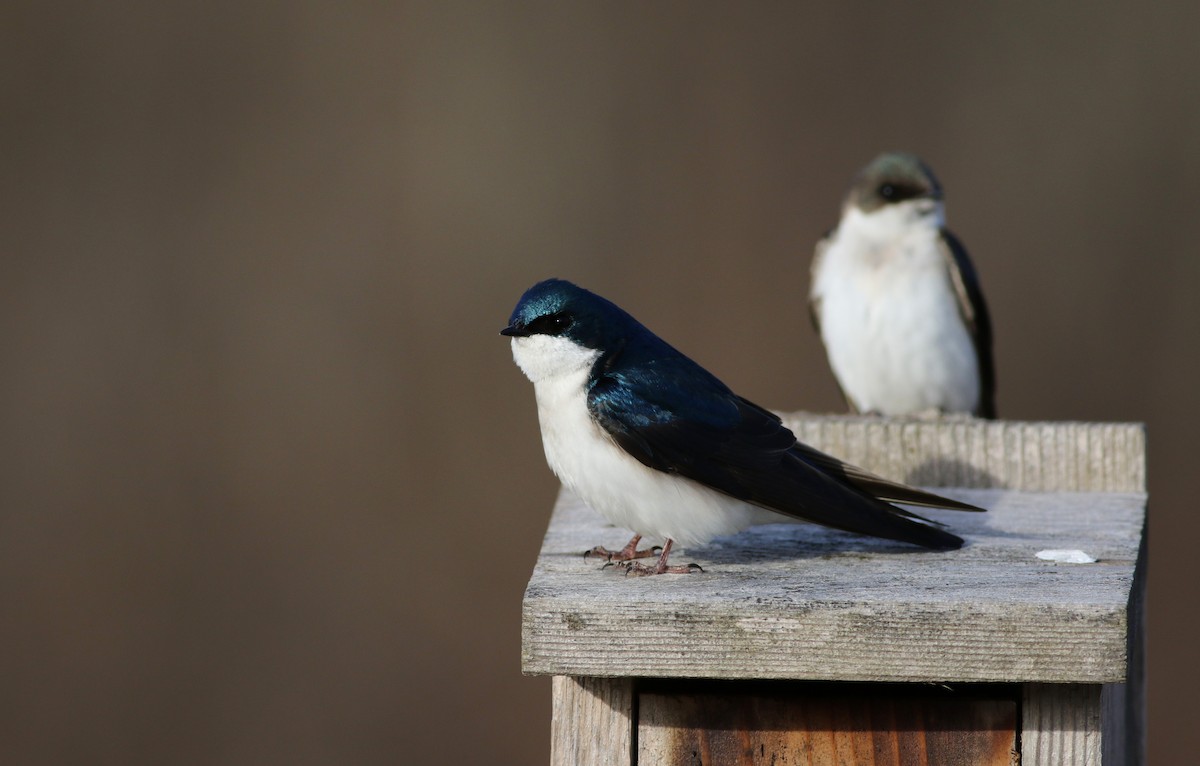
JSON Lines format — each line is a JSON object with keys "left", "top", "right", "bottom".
{"left": 502, "top": 279, "right": 982, "bottom": 574}
{"left": 810, "top": 153, "right": 995, "bottom": 418}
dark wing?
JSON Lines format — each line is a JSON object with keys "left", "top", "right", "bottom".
{"left": 788, "top": 439, "right": 983, "bottom": 511}
{"left": 587, "top": 358, "right": 978, "bottom": 550}
{"left": 809, "top": 230, "right": 862, "bottom": 413}
{"left": 939, "top": 229, "right": 996, "bottom": 418}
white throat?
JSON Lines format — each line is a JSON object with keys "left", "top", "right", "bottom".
{"left": 843, "top": 199, "right": 943, "bottom": 245}
{"left": 509, "top": 334, "right": 788, "bottom": 545}
{"left": 509, "top": 334, "right": 600, "bottom": 385}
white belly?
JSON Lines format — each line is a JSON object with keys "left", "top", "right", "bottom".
{"left": 813, "top": 210, "right": 980, "bottom": 416}
{"left": 514, "top": 338, "right": 788, "bottom": 545}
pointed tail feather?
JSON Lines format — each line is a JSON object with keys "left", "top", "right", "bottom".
{"left": 792, "top": 442, "right": 985, "bottom": 512}
{"left": 768, "top": 483, "right": 967, "bottom": 550}
{"left": 865, "top": 513, "right": 964, "bottom": 550}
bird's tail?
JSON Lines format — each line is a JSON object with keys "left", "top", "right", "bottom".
{"left": 853, "top": 509, "right": 965, "bottom": 550}
{"left": 768, "top": 444, "right": 980, "bottom": 550}
{"left": 792, "top": 442, "right": 985, "bottom": 512}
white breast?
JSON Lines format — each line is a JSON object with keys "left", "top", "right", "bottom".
{"left": 511, "top": 335, "right": 790, "bottom": 546}
{"left": 811, "top": 204, "right": 980, "bottom": 416}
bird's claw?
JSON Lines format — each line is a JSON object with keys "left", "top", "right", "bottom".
{"left": 618, "top": 561, "right": 704, "bottom": 576}
{"left": 583, "top": 542, "right": 661, "bottom": 563}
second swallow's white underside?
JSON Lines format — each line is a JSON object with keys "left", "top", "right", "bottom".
{"left": 812, "top": 203, "right": 980, "bottom": 415}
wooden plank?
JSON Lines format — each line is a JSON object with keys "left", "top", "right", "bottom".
{"left": 550, "top": 676, "right": 634, "bottom": 766}
{"left": 523, "top": 487, "right": 1143, "bottom": 683}
{"left": 781, "top": 416, "right": 1145, "bottom": 493}
{"left": 638, "top": 681, "right": 1017, "bottom": 765}
{"left": 523, "top": 417, "right": 1145, "bottom": 684}
{"left": 1023, "top": 684, "right": 1102, "bottom": 765}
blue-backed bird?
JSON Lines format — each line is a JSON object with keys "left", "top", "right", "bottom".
{"left": 502, "top": 279, "right": 982, "bottom": 575}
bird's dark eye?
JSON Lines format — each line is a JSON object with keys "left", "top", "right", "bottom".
{"left": 877, "top": 182, "right": 923, "bottom": 203}
{"left": 527, "top": 311, "right": 573, "bottom": 336}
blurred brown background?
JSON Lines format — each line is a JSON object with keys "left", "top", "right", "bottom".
{"left": 1, "top": 2, "right": 1195, "bottom": 763}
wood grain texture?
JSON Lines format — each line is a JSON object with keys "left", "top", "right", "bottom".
{"left": 522, "top": 417, "right": 1146, "bottom": 685}
{"left": 1024, "top": 684, "right": 1102, "bottom": 765}
{"left": 551, "top": 676, "right": 634, "bottom": 766}
{"left": 638, "top": 683, "right": 1018, "bottom": 766}
{"left": 524, "top": 488, "right": 1142, "bottom": 683}
{"left": 781, "top": 415, "right": 1145, "bottom": 493}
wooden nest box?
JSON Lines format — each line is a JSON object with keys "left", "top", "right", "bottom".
{"left": 522, "top": 415, "right": 1147, "bottom": 765}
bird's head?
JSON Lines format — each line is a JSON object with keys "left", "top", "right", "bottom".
{"left": 846, "top": 152, "right": 944, "bottom": 220}
{"left": 501, "top": 279, "right": 634, "bottom": 383}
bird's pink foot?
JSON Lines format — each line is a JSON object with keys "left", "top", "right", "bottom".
{"left": 584, "top": 534, "right": 661, "bottom": 563}
{"left": 615, "top": 539, "right": 703, "bottom": 576}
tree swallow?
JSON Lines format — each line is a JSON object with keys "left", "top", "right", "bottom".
{"left": 809, "top": 152, "right": 996, "bottom": 418}
{"left": 501, "top": 279, "right": 983, "bottom": 575}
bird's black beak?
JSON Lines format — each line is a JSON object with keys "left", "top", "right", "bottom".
{"left": 500, "top": 324, "right": 529, "bottom": 337}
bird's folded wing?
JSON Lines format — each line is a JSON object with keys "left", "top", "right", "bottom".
{"left": 587, "top": 369, "right": 975, "bottom": 547}
{"left": 940, "top": 228, "right": 997, "bottom": 419}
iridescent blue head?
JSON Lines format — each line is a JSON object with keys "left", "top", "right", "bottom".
{"left": 500, "top": 278, "right": 638, "bottom": 352}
